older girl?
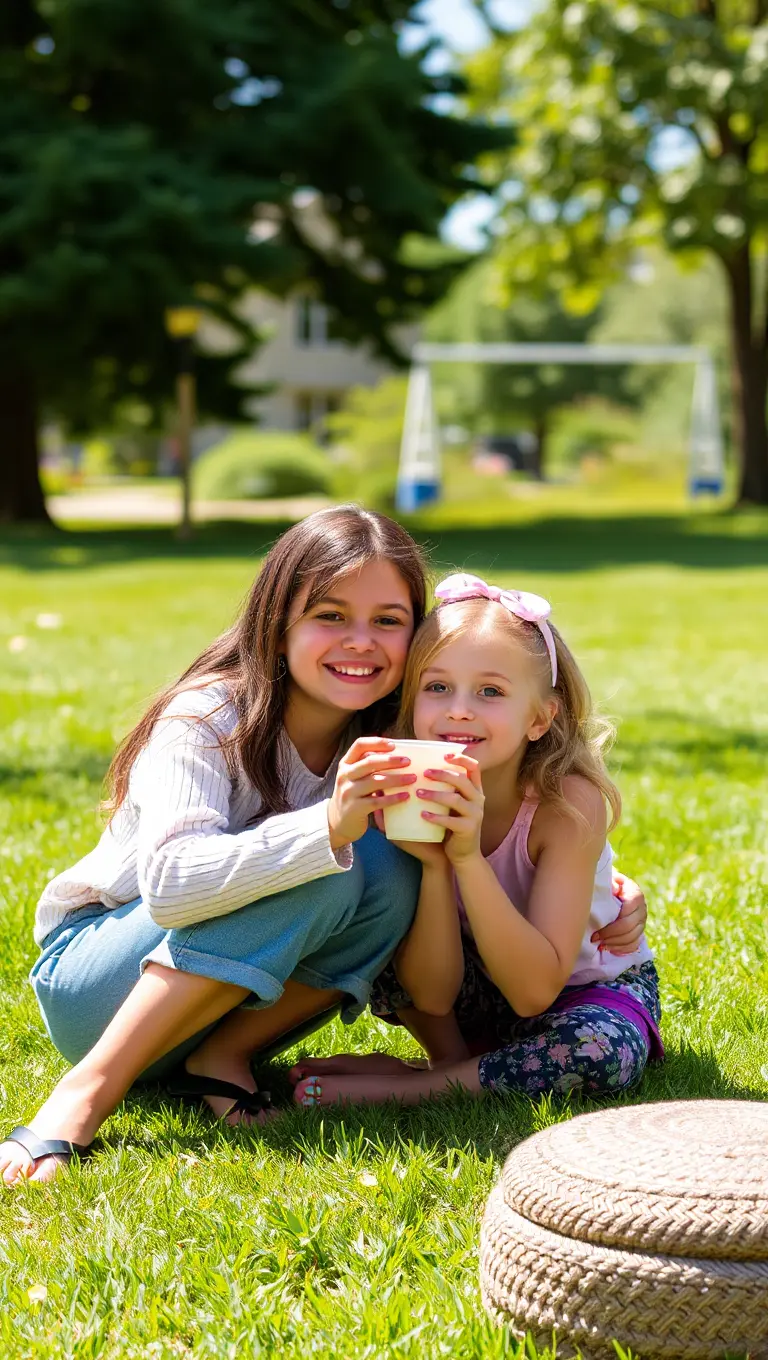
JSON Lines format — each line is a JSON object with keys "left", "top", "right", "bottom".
{"left": 1, "top": 507, "right": 429, "bottom": 1182}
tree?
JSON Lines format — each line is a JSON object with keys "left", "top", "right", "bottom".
{"left": 426, "top": 254, "right": 636, "bottom": 475}
{"left": 594, "top": 247, "right": 732, "bottom": 452}
{"left": 0, "top": 0, "right": 509, "bottom": 522}
{"left": 325, "top": 375, "right": 409, "bottom": 509}
{"left": 467, "top": 0, "right": 768, "bottom": 503}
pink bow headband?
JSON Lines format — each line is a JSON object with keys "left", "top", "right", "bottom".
{"left": 434, "top": 573, "right": 558, "bottom": 686}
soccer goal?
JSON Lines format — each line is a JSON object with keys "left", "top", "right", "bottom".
{"left": 395, "top": 342, "right": 724, "bottom": 512}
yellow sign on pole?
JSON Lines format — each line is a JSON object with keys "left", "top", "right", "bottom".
{"left": 164, "top": 307, "right": 202, "bottom": 339}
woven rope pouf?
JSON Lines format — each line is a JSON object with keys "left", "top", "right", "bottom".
{"left": 480, "top": 1100, "right": 768, "bottom": 1360}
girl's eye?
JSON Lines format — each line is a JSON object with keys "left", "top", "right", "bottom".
{"left": 424, "top": 682, "right": 448, "bottom": 693}
{"left": 375, "top": 616, "right": 404, "bottom": 627}
{"left": 317, "top": 612, "right": 343, "bottom": 622}
{"left": 479, "top": 686, "right": 503, "bottom": 698}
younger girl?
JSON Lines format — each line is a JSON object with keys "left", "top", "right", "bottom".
{"left": 292, "top": 573, "right": 662, "bottom": 1108}
{"left": 1, "top": 506, "right": 428, "bottom": 1183}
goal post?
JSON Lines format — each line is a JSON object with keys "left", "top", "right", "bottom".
{"left": 395, "top": 342, "right": 724, "bottom": 512}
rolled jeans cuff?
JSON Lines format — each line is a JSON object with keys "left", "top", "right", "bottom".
{"left": 291, "top": 963, "right": 371, "bottom": 1023}
{"left": 142, "top": 940, "right": 371, "bottom": 1022}
{"left": 142, "top": 938, "right": 285, "bottom": 1006}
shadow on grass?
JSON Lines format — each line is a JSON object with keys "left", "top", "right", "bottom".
{"left": 0, "top": 758, "right": 110, "bottom": 795}
{"left": 118, "top": 1043, "right": 766, "bottom": 1169}
{"left": 2, "top": 510, "right": 767, "bottom": 575}
{"left": 3, "top": 708, "right": 765, "bottom": 801}
{"left": 5, "top": 1012, "right": 762, "bottom": 1170}
{"left": 615, "top": 711, "right": 768, "bottom": 777}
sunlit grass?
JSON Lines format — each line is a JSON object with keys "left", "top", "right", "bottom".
{"left": 1, "top": 504, "right": 767, "bottom": 1358}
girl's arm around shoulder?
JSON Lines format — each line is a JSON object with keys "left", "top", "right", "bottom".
{"left": 456, "top": 776, "right": 606, "bottom": 1017}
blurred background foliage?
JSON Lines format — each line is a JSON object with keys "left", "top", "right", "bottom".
{"left": 192, "top": 431, "right": 332, "bottom": 502}
{"left": 1, "top": 0, "right": 508, "bottom": 521}
{"left": 315, "top": 243, "right": 733, "bottom": 510}
{"left": 7, "top": 0, "right": 768, "bottom": 516}
{"left": 464, "top": 0, "right": 768, "bottom": 503}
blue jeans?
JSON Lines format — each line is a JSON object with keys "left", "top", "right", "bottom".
{"left": 30, "top": 828, "right": 421, "bottom": 1079}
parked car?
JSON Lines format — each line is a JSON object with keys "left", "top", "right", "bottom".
{"left": 471, "top": 432, "right": 539, "bottom": 475}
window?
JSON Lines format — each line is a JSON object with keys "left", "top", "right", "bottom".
{"left": 295, "top": 296, "right": 328, "bottom": 346}
{"left": 295, "top": 392, "right": 314, "bottom": 430}
{"left": 294, "top": 392, "right": 341, "bottom": 432}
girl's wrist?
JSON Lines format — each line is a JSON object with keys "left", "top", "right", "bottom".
{"left": 422, "top": 857, "right": 452, "bottom": 879}
{"left": 451, "top": 848, "right": 486, "bottom": 876}
{"left": 327, "top": 802, "right": 350, "bottom": 852}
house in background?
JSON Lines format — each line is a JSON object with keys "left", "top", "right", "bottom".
{"left": 201, "top": 193, "right": 418, "bottom": 438}
{"left": 235, "top": 291, "right": 407, "bottom": 433}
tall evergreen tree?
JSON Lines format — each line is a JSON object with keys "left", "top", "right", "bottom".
{"left": 0, "top": 0, "right": 508, "bottom": 522}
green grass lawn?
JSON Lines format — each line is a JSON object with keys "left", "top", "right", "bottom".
{"left": 1, "top": 499, "right": 767, "bottom": 1359}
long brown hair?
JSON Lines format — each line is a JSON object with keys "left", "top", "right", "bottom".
{"left": 397, "top": 597, "right": 621, "bottom": 831}
{"left": 105, "top": 506, "right": 428, "bottom": 819}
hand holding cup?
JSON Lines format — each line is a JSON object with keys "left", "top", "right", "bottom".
{"left": 381, "top": 740, "right": 467, "bottom": 844}
{"left": 328, "top": 737, "right": 418, "bottom": 850}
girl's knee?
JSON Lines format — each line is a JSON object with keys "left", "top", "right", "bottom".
{"left": 476, "top": 1021, "right": 650, "bottom": 1099}
{"left": 577, "top": 1032, "right": 649, "bottom": 1096}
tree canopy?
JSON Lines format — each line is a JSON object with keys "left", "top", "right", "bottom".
{"left": 0, "top": 0, "right": 509, "bottom": 520}
{"left": 466, "top": 0, "right": 768, "bottom": 502}
{"left": 427, "top": 254, "right": 637, "bottom": 474}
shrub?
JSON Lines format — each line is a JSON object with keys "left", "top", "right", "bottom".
{"left": 549, "top": 400, "right": 641, "bottom": 469}
{"left": 192, "top": 430, "right": 332, "bottom": 500}
{"left": 326, "top": 377, "right": 407, "bottom": 509}
{"left": 40, "top": 463, "right": 74, "bottom": 496}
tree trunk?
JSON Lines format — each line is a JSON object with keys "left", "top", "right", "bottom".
{"left": 531, "top": 416, "right": 547, "bottom": 480}
{"left": 724, "top": 247, "right": 768, "bottom": 505}
{"left": 0, "top": 372, "right": 52, "bottom": 524}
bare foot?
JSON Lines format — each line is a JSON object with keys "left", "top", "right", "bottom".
{"left": 293, "top": 1054, "right": 482, "bottom": 1109}
{"left": 289, "top": 1052, "right": 426, "bottom": 1084}
{"left": 293, "top": 1070, "right": 428, "bottom": 1108}
{"left": 182, "top": 1053, "right": 276, "bottom": 1126}
{"left": 0, "top": 1137, "right": 70, "bottom": 1187}
{"left": 1, "top": 1066, "right": 109, "bottom": 1187}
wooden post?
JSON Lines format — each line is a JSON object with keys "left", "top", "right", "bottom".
{"left": 164, "top": 307, "right": 202, "bottom": 540}
{"left": 176, "top": 369, "right": 195, "bottom": 540}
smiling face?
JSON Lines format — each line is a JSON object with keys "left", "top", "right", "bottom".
{"left": 282, "top": 559, "right": 415, "bottom": 719}
{"left": 409, "top": 606, "right": 556, "bottom": 774}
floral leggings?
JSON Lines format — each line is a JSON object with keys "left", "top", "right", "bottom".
{"left": 371, "top": 956, "right": 662, "bottom": 1098}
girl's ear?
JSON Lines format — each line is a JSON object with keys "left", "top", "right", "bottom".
{"left": 527, "top": 697, "right": 558, "bottom": 743}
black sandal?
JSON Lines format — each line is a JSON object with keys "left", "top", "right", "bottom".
{"left": 4, "top": 1124, "right": 93, "bottom": 1172}
{"left": 165, "top": 1003, "right": 342, "bottom": 1117}
{"left": 165, "top": 1069, "right": 274, "bottom": 1119}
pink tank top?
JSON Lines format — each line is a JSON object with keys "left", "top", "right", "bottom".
{"left": 455, "top": 795, "right": 653, "bottom": 987}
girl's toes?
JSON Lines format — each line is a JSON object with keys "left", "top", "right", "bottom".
{"left": 294, "top": 1075, "right": 325, "bottom": 1108}
{"left": 2, "top": 1147, "right": 32, "bottom": 1186}
{"left": 28, "top": 1154, "right": 66, "bottom": 1184}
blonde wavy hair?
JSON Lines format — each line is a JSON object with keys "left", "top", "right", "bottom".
{"left": 396, "top": 596, "right": 621, "bottom": 832}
